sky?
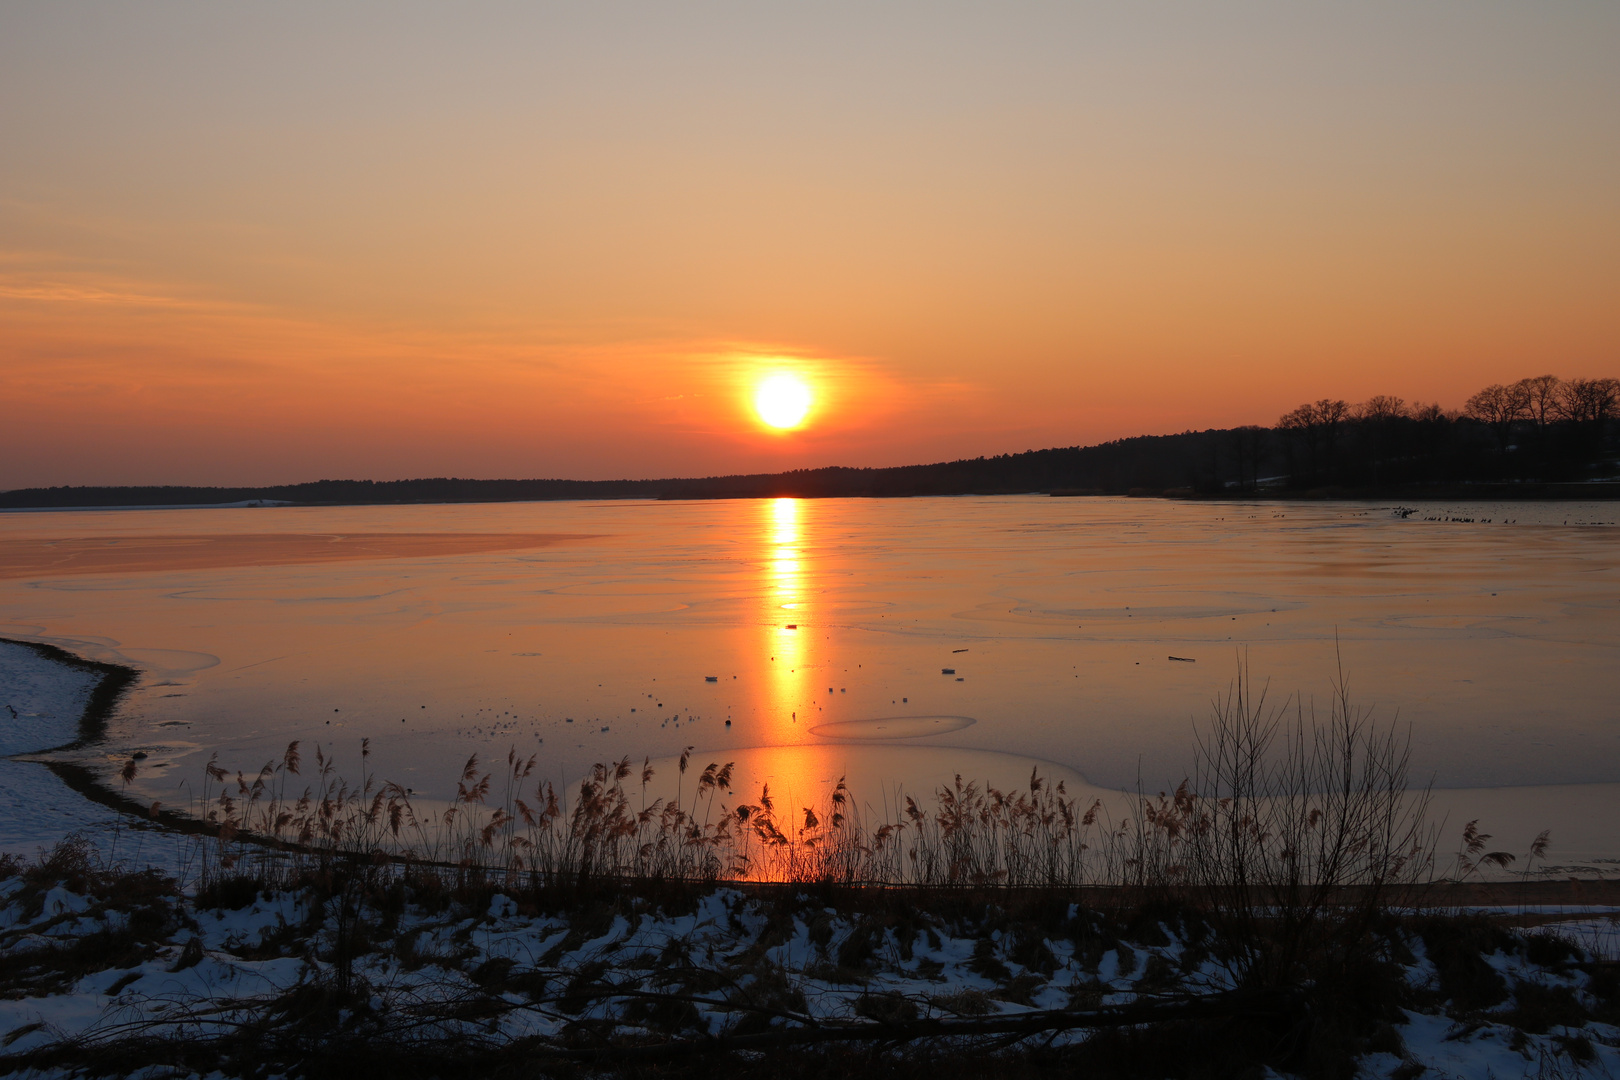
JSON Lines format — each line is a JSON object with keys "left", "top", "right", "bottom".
{"left": 2, "top": 2, "right": 1617, "bottom": 488}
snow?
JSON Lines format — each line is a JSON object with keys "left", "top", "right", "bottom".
{"left": 1, "top": 847, "right": 1617, "bottom": 1080}
{"left": 1380, "top": 1006, "right": 1614, "bottom": 1079}
{"left": 0, "top": 641, "right": 98, "bottom": 757}
{"left": 0, "top": 641, "right": 192, "bottom": 874}
{"left": 0, "top": 641, "right": 112, "bottom": 858}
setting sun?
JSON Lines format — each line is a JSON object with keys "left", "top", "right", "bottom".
{"left": 754, "top": 373, "right": 813, "bottom": 430}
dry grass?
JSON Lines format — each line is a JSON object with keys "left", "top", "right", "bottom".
{"left": 185, "top": 737, "right": 1131, "bottom": 892}
{"left": 179, "top": 658, "right": 1446, "bottom": 917}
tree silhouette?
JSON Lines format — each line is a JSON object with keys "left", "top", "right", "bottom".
{"left": 1354, "top": 395, "right": 1407, "bottom": 423}
{"left": 1277, "top": 399, "right": 1350, "bottom": 485}
{"left": 1557, "top": 377, "right": 1620, "bottom": 456}
{"left": 1514, "top": 375, "right": 1562, "bottom": 429}
{"left": 1465, "top": 383, "right": 1528, "bottom": 451}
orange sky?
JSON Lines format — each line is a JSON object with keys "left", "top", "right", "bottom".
{"left": 3, "top": 3, "right": 1617, "bottom": 488}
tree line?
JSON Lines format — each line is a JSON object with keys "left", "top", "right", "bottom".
{"left": 1259, "top": 373, "right": 1618, "bottom": 491}
{"left": 2, "top": 374, "right": 1614, "bottom": 508}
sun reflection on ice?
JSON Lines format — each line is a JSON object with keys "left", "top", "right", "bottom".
{"left": 765, "top": 497, "right": 809, "bottom": 747}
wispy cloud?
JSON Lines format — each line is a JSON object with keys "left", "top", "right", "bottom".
{"left": 0, "top": 278, "right": 193, "bottom": 306}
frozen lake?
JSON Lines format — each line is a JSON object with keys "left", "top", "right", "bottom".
{"left": 1, "top": 495, "right": 1616, "bottom": 867}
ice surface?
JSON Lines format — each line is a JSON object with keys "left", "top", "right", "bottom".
{"left": 0, "top": 497, "right": 1616, "bottom": 870}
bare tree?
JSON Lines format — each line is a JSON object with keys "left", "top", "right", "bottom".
{"left": 1353, "top": 395, "right": 1407, "bottom": 423}
{"left": 1277, "top": 399, "right": 1350, "bottom": 484}
{"left": 1403, "top": 401, "right": 1453, "bottom": 466}
{"left": 1556, "top": 377, "right": 1620, "bottom": 456}
{"left": 1279, "top": 399, "right": 1351, "bottom": 430}
{"left": 1465, "top": 383, "right": 1528, "bottom": 450}
{"left": 1555, "top": 376, "right": 1620, "bottom": 425}
{"left": 1513, "top": 375, "right": 1562, "bottom": 428}
{"left": 1347, "top": 397, "right": 1408, "bottom": 484}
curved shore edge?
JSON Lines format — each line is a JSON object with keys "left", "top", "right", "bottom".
{"left": 4, "top": 638, "right": 1617, "bottom": 892}
{"left": 1, "top": 636, "right": 217, "bottom": 841}
{"left": 0, "top": 637, "right": 139, "bottom": 750}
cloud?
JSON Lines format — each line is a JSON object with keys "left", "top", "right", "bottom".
{"left": 0, "top": 274, "right": 198, "bottom": 308}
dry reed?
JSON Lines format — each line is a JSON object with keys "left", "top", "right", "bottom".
{"left": 182, "top": 657, "right": 1450, "bottom": 926}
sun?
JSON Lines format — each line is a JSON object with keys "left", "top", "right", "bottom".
{"left": 754, "top": 373, "right": 812, "bottom": 430}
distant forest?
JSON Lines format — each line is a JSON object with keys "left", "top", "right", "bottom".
{"left": 5, "top": 374, "right": 1616, "bottom": 509}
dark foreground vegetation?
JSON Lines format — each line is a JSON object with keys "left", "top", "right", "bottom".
{"left": 4, "top": 665, "right": 1617, "bottom": 1078}
{"left": 5, "top": 374, "right": 1616, "bottom": 508}
{"left": 4, "top": 834, "right": 1615, "bottom": 1080}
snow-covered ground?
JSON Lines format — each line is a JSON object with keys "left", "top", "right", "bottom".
{"left": 0, "top": 642, "right": 108, "bottom": 858}
{"left": 0, "top": 642, "right": 98, "bottom": 758}
{"left": 0, "top": 853, "right": 1617, "bottom": 1078}
{"left": 0, "top": 642, "right": 189, "bottom": 874}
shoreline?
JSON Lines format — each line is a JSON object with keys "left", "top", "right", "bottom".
{"left": 0, "top": 637, "right": 139, "bottom": 751}
{"left": 3, "top": 482, "right": 1618, "bottom": 513}
{"left": 3, "top": 639, "right": 1617, "bottom": 888}
{"left": 0, "top": 637, "right": 219, "bottom": 841}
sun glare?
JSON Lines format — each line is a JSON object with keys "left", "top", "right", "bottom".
{"left": 754, "top": 373, "right": 812, "bottom": 430}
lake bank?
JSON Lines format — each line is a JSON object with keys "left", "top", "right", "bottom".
{"left": 4, "top": 637, "right": 1618, "bottom": 883}
{"left": 0, "top": 640, "right": 190, "bottom": 870}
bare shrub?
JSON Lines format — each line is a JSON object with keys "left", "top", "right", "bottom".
{"left": 1175, "top": 652, "right": 1436, "bottom": 986}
